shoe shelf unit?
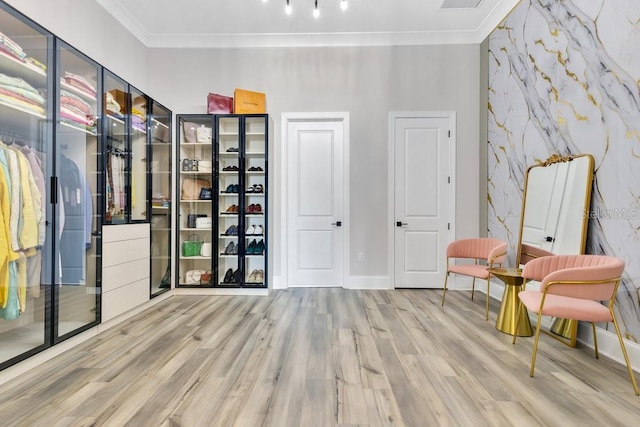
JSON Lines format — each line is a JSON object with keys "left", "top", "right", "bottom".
{"left": 177, "top": 116, "right": 215, "bottom": 287}
{"left": 176, "top": 114, "right": 268, "bottom": 289}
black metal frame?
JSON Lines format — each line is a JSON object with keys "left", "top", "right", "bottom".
{"left": 234, "top": 114, "right": 269, "bottom": 289}
{"left": 149, "top": 99, "right": 172, "bottom": 298}
{"left": 175, "top": 114, "right": 216, "bottom": 288}
{"left": 128, "top": 83, "right": 151, "bottom": 224}
{"left": 174, "top": 114, "right": 269, "bottom": 289}
{"left": 0, "top": 0, "right": 54, "bottom": 371}
{"left": 53, "top": 38, "right": 103, "bottom": 344}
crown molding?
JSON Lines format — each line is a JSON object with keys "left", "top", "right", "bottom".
{"left": 144, "top": 30, "right": 482, "bottom": 49}
{"left": 95, "top": 0, "right": 151, "bottom": 46}
{"left": 96, "top": 0, "right": 519, "bottom": 48}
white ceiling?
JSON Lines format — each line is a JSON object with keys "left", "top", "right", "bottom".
{"left": 95, "top": 0, "right": 519, "bottom": 48}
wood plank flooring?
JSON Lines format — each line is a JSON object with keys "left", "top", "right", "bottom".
{"left": 0, "top": 288, "right": 638, "bottom": 426}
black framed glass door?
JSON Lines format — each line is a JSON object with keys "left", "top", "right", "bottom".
{"left": 0, "top": 2, "right": 53, "bottom": 368}
{"left": 54, "top": 40, "right": 101, "bottom": 339}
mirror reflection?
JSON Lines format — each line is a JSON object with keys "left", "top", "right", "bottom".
{"left": 517, "top": 154, "right": 594, "bottom": 266}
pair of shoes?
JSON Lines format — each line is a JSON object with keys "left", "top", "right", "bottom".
{"left": 247, "top": 204, "right": 262, "bottom": 214}
{"left": 246, "top": 224, "right": 263, "bottom": 235}
{"left": 222, "top": 165, "right": 239, "bottom": 171}
{"left": 246, "top": 184, "right": 264, "bottom": 193}
{"left": 248, "top": 166, "right": 263, "bottom": 172}
{"left": 224, "top": 225, "right": 237, "bottom": 235}
{"left": 224, "top": 184, "right": 239, "bottom": 193}
{"left": 224, "top": 241, "right": 237, "bottom": 255}
{"left": 226, "top": 147, "right": 239, "bottom": 152}
{"left": 224, "top": 204, "right": 239, "bottom": 213}
{"left": 222, "top": 268, "right": 233, "bottom": 283}
{"left": 247, "top": 269, "right": 264, "bottom": 283}
{"left": 222, "top": 268, "right": 240, "bottom": 283}
{"left": 246, "top": 239, "right": 265, "bottom": 255}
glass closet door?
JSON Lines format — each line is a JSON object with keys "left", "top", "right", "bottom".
{"left": 177, "top": 115, "right": 214, "bottom": 287}
{"left": 129, "top": 86, "right": 148, "bottom": 222}
{"left": 217, "top": 116, "right": 241, "bottom": 287}
{"left": 0, "top": 4, "right": 52, "bottom": 368}
{"left": 243, "top": 116, "right": 267, "bottom": 287}
{"left": 55, "top": 41, "right": 101, "bottom": 338}
{"left": 103, "top": 72, "right": 128, "bottom": 224}
{"left": 150, "top": 102, "right": 171, "bottom": 295}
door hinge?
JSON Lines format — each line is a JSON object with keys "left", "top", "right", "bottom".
{"left": 448, "top": 130, "right": 451, "bottom": 138}
{"left": 448, "top": 223, "right": 450, "bottom": 230}
{"left": 448, "top": 176, "right": 450, "bottom": 184}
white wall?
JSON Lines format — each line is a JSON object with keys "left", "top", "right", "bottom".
{"left": 4, "top": 0, "right": 149, "bottom": 95}
{"left": 147, "top": 45, "right": 482, "bottom": 280}
{"left": 4, "top": 0, "right": 483, "bottom": 282}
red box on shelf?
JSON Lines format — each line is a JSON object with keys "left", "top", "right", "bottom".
{"left": 207, "top": 93, "right": 233, "bottom": 113}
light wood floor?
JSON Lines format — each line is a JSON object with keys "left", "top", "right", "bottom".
{"left": 0, "top": 288, "right": 638, "bottom": 426}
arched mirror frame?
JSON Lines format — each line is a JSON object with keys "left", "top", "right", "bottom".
{"left": 516, "top": 153, "right": 595, "bottom": 266}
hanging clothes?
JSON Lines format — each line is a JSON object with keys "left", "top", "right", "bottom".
{"left": 0, "top": 144, "right": 20, "bottom": 318}
{"left": 59, "top": 155, "right": 84, "bottom": 284}
{"left": 0, "top": 148, "right": 16, "bottom": 308}
{"left": 0, "top": 142, "right": 42, "bottom": 316}
{"left": 105, "top": 146, "right": 125, "bottom": 220}
{"left": 19, "top": 145, "right": 46, "bottom": 297}
{"left": 8, "top": 145, "right": 40, "bottom": 311}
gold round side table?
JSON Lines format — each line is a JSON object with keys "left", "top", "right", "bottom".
{"left": 487, "top": 267, "right": 533, "bottom": 337}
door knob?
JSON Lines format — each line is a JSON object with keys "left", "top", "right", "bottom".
{"left": 396, "top": 221, "right": 408, "bottom": 227}
{"left": 331, "top": 221, "right": 342, "bottom": 227}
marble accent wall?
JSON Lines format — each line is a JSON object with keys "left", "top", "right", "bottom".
{"left": 488, "top": 0, "right": 640, "bottom": 342}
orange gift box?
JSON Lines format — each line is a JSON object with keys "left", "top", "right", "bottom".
{"left": 233, "top": 88, "right": 266, "bottom": 114}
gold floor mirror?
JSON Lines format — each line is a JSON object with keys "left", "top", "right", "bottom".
{"left": 516, "top": 154, "right": 595, "bottom": 343}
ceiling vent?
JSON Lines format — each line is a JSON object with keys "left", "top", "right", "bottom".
{"left": 440, "top": 0, "right": 482, "bottom": 8}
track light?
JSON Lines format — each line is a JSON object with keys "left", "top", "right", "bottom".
{"left": 278, "top": 0, "right": 349, "bottom": 17}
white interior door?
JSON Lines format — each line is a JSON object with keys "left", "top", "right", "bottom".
{"left": 392, "top": 115, "right": 451, "bottom": 288}
{"left": 286, "top": 116, "right": 347, "bottom": 287}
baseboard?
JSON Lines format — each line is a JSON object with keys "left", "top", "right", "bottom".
{"left": 577, "top": 322, "right": 640, "bottom": 374}
{"left": 448, "top": 275, "right": 503, "bottom": 297}
{"left": 174, "top": 288, "right": 269, "bottom": 296}
{"left": 272, "top": 275, "right": 287, "bottom": 289}
{"left": 270, "top": 275, "right": 392, "bottom": 290}
{"left": 0, "top": 290, "right": 174, "bottom": 387}
{"left": 348, "top": 276, "right": 391, "bottom": 290}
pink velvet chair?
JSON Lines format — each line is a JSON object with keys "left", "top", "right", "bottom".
{"left": 513, "top": 254, "right": 639, "bottom": 395}
{"left": 441, "top": 238, "right": 507, "bottom": 320}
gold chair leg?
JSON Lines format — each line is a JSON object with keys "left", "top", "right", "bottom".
{"left": 611, "top": 314, "right": 640, "bottom": 396}
{"left": 471, "top": 277, "right": 476, "bottom": 301}
{"left": 591, "top": 322, "right": 599, "bottom": 359}
{"left": 485, "top": 277, "right": 490, "bottom": 321}
{"left": 569, "top": 319, "right": 578, "bottom": 348}
{"left": 441, "top": 272, "right": 449, "bottom": 306}
{"left": 530, "top": 312, "right": 544, "bottom": 378}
